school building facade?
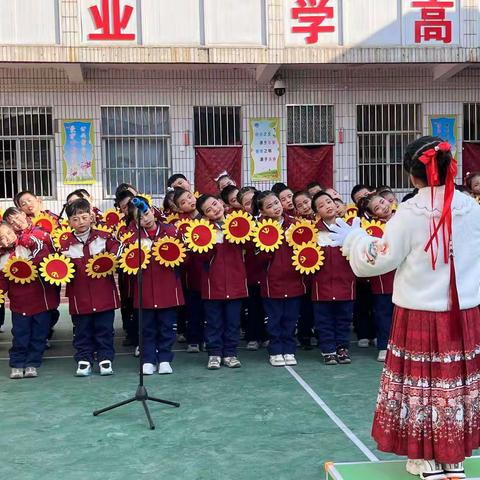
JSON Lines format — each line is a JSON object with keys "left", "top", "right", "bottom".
{"left": 1, "top": 0, "right": 480, "bottom": 213}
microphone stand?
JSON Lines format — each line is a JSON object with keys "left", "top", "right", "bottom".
{"left": 93, "top": 207, "right": 180, "bottom": 429}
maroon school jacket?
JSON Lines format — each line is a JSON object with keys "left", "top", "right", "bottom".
{"left": 257, "top": 214, "right": 306, "bottom": 299}
{"left": 197, "top": 225, "right": 248, "bottom": 301}
{"left": 59, "top": 228, "right": 120, "bottom": 315}
{"left": 125, "top": 221, "right": 185, "bottom": 310}
{"left": 311, "top": 221, "right": 356, "bottom": 302}
{"left": 0, "top": 231, "right": 60, "bottom": 316}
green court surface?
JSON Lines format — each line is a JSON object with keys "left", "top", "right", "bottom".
{"left": 0, "top": 307, "right": 472, "bottom": 480}
{"left": 325, "top": 459, "right": 480, "bottom": 480}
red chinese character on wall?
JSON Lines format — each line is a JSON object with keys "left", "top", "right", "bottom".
{"left": 88, "top": 0, "right": 135, "bottom": 41}
{"left": 411, "top": 0, "right": 454, "bottom": 44}
{"left": 291, "top": 0, "right": 335, "bottom": 45}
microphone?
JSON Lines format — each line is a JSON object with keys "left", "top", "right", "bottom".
{"left": 132, "top": 197, "right": 149, "bottom": 214}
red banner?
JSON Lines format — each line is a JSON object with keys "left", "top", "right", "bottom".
{"left": 287, "top": 145, "right": 333, "bottom": 191}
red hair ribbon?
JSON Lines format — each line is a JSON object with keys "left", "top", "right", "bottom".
{"left": 419, "top": 141, "right": 461, "bottom": 331}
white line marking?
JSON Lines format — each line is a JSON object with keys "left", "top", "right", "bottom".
{"left": 285, "top": 365, "right": 379, "bottom": 462}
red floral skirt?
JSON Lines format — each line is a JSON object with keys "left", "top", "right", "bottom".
{"left": 372, "top": 306, "right": 480, "bottom": 463}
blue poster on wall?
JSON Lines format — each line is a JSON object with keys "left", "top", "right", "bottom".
{"left": 62, "top": 120, "right": 96, "bottom": 184}
{"left": 429, "top": 115, "right": 457, "bottom": 157}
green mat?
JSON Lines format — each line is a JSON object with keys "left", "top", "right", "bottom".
{"left": 325, "top": 457, "right": 480, "bottom": 480}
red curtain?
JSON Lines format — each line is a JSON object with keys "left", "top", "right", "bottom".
{"left": 462, "top": 142, "right": 480, "bottom": 179}
{"left": 286, "top": 145, "right": 334, "bottom": 191}
{"left": 194, "top": 147, "right": 242, "bottom": 195}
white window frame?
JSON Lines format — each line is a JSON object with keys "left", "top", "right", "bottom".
{"left": 356, "top": 103, "right": 422, "bottom": 190}
{"left": 0, "top": 106, "right": 55, "bottom": 200}
{"left": 193, "top": 106, "right": 242, "bottom": 147}
{"left": 101, "top": 105, "right": 172, "bottom": 199}
{"left": 286, "top": 104, "right": 335, "bottom": 145}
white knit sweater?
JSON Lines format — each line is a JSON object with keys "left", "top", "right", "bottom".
{"left": 342, "top": 187, "right": 480, "bottom": 311}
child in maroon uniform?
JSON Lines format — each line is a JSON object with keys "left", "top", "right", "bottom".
{"left": 61, "top": 199, "right": 120, "bottom": 377}
{"left": 126, "top": 198, "right": 185, "bottom": 375}
{"left": 253, "top": 191, "right": 306, "bottom": 367}
{"left": 311, "top": 192, "right": 356, "bottom": 364}
{"left": 196, "top": 194, "right": 248, "bottom": 370}
{"left": 13, "top": 190, "right": 59, "bottom": 224}
{"left": 271, "top": 183, "right": 296, "bottom": 217}
{"left": 0, "top": 222, "right": 59, "bottom": 379}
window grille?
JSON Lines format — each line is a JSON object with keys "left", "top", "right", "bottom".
{"left": 464, "top": 103, "right": 480, "bottom": 142}
{"left": 101, "top": 106, "right": 171, "bottom": 197}
{"left": 193, "top": 106, "right": 242, "bottom": 146}
{"left": 287, "top": 105, "right": 335, "bottom": 144}
{"left": 357, "top": 104, "right": 421, "bottom": 190}
{"left": 0, "top": 107, "right": 54, "bottom": 199}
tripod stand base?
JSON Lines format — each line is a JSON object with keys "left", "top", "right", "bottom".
{"left": 93, "top": 385, "right": 180, "bottom": 430}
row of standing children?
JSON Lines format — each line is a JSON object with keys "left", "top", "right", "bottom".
{"left": 2, "top": 170, "right": 479, "bottom": 379}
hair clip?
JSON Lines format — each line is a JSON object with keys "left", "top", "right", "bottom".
{"left": 214, "top": 171, "right": 229, "bottom": 182}
{"left": 166, "top": 187, "right": 175, "bottom": 193}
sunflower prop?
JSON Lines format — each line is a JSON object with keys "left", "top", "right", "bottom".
{"left": 184, "top": 219, "right": 216, "bottom": 253}
{"left": 342, "top": 210, "right": 358, "bottom": 226}
{"left": 361, "top": 219, "right": 385, "bottom": 238}
{"left": 138, "top": 193, "right": 153, "bottom": 207}
{"left": 285, "top": 219, "right": 318, "bottom": 248}
{"left": 0, "top": 209, "right": 3, "bottom": 222}
{"left": 94, "top": 224, "right": 114, "bottom": 235}
{"left": 39, "top": 253, "right": 75, "bottom": 286}
{"left": 102, "top": 209, "right": 124, "bottom": 229}
{"left": 152, "top": 237, "right": 186, "bottom": 268}
{"left": 292, "top": 242, "right": 325, "bottom": 275}
{"left": 252, "top": 218, "right": 284, "bottom": 252}
{"left": 119, "top": 230, "right": 134, "bottom": 243}
{"left": 175, "top": 218, "right": 192, "bottom": 236}
{"left": 166, "top": 213, "right": 180, "bottom": 224}
{"left": 86, "top": 252, "right": 117, "bottom": 279}
{"left": 476, "top": 195, "right": 480, "bottom": 205}
{"left": 0, "top": 289, "right": 5, "bottom": 304}
{"left": 32, "top": 212, "right": 57, "bottom": 234}
{"left": 119, "top": 243, "right": 151, "bottom": 275}
{"left": 51, "top": 226, "right": 74, "bottom": 250}
{"left": 3, "top": 257, "right": 38, "bottom": 284}
{"left": 222, "top": 211, "right": 255, "bottom": 244}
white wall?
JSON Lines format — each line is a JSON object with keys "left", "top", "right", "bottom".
{"left": 0, "top": 65, "right": 477, "bottom": 213}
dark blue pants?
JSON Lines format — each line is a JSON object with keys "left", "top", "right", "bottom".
{"left": 48, "top": 309, "right": 60, "bottom": 339}
{"left": 204, "top": 299, "right": 242, "bottom": 357}
{"left": 185, "top": 290, "right": 204, "bottom": 345}
{"left": 121, "top": 296, "right": 138, "bottom": 344}
{"left": 244, "top": 284, "right": 267, "bottom": 342}
{"left": 0, "top": 304, "right": 5, "bottom": 328}
{"left": 372, "top": 294, "right": 394, "bottom": 350}
{"left": 298, "top": 293, "right": 314, "bottom": 346}
{"left": 142, "top": 308, "right": 177, "bottom": 364}
{"left": 353, "top": 280, "right": 376, "bottom": 340}
{"left": 313, "top": 301, "right": 354, "bottom": 354}
{"left": 72, "top": 310, "right": 115, "bottom": 364}
{"left": 263, "top": 297, "right": 301, "bottom": 355}
{"left": 9, "top": 311, "right": 51, "bottom": 368}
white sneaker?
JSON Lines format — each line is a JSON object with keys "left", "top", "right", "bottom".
{"left": 99, "top": 360, "right": 114, "bottom": 376}
{"left": 142, "top": 363, "right": 156, "bottom": 375}
{"left": 0, "top": 324, "right": 5, "bottom": 333}
{"left": 24, "top": 367, "right": 38, "bottom": 378}
{"left": 269, "top": 354, "right": 286, "bottom": 367}
{"left": 442, "top": 462, "right": 466, "bottom": 479}
{"left": 358, "top": 338, "right": 369, "bottom": 348}
{"left": 418, "top": 460, "right": 447, "bottom": 480}
{"left": 284, "top": 354, "right": 297, "bottom": 366}
{"left": 186, "top": 344, "right": 200, "bottom": 353}
{"left": 10, "top": 368, "right": 23, "bottom": 379}
{"left": 207, "top": 356, "right": 221, "bottom": 370}
{"left": 222, "top": 357, "right": 241, "bottom": 368}
{"left": 406, "top": 459, "right": 424, "bottom": 476}
{"left": 377, "top": 350, "right": 387, "bottom": 362}
{"left": 158, "top": 362, "right": 173, "bottom": 374}
{"left": 134, "top": 346, "right": 140, "bottom": 357}
{"left": 76, "top": 361, "right": 92, "bottom": 377}
{"left": 246, "top": 341, "right": 259, "bottom": 351}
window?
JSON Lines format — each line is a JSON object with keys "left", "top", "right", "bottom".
{"left": 464, "top": 103, "right": 480, "bottom": 142}
{"left": 193, "top": 106, "right": 242, "bottom": 146}
{"left": 0, "top": 107, "right": 55, "bottom": 199}
{"left": 357, "top": 104, "right": 421, "bottom": 189}
{"left": 101, "top": 107, "right": 171, "bottom": 197}
{"left": 287, "top": 105, "right": 335, "bottom": 144}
